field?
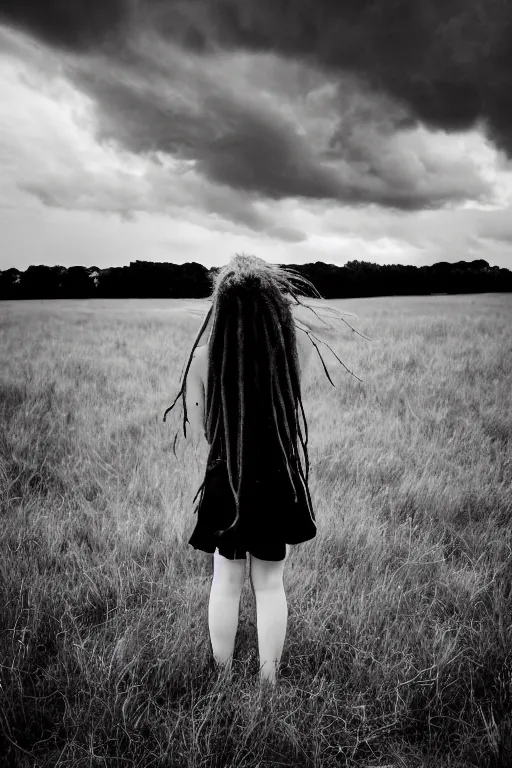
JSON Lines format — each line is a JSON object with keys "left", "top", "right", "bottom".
{"left": 0, "top": 293, "right": 511, "bottom": 767}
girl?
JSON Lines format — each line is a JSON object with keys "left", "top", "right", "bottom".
{"left": 164, "top": 254, "right": 362, "bottom": 686}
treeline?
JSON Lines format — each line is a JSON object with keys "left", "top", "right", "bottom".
{"left": 0, "top": 259, "right": 511, "bottom": 300}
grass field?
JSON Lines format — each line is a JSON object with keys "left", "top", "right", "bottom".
{"left": 0, "top": 293, "right": 511, "bottom": 767}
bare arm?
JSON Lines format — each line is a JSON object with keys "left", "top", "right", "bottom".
{"left": 184, "top": 349, "right": 205, "bottom": 447}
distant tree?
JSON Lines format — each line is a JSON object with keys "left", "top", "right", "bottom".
{"left": 1, "top": 259, "right": 511, "bottom": 300}
{"left": 87, "top": 267, "right": 100, "bottom": 289}
{"left": 95, "top": 261, "right": 211, "bottom": 298}
{"left": 178, "top": 262, "right": 212, "bottom": 298}
{"left": 60, "top": 266, "right": 96, "bottom": 298}
{"left": 96, "top": 266, "right": 134, "bottom": 298}
{"left": 466, "top": 260, "right": 490, "bottom": 271}
{"left": 0, "top": 268, "right": 21, "bottom": 299}
{"left": 19, "top": 265, "right": 65, "bottom": 299}
{"left": 128, "top": 261, "right": 181, "bottom": 298}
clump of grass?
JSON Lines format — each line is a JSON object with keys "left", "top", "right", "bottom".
{"left": 0, "top": 294, "right": 511, "bottom": 767}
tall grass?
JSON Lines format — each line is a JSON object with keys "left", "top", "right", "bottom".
{"left": 0, "top": 294, "right": 511, "bottom": 767}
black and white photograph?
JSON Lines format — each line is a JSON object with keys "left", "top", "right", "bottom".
{"left": 0, "top": 2, "right": 511, "bottom": 766}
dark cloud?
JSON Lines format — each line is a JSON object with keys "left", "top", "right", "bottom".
{"left": 0, "top": 0, "right": 129, "bottom": 51}
{"left": 0, "top": 0, "right": 504, "bottom": 213}
{"left": 3, "top": 0, "right": 512, "bottom": 153}
{"left": 210, "top": 0, "right": 512, "bottom": 151}
{"left": 69, "top": 52, "right": 372, "bottom": 205}
{"left": 67, "top": 47, "right": 489, "bottom": 211}
{"left": 196, "top": 96, "right": 345, "bottom": 202}
{"left": 70, "top": 55, "right": 346, "bottom": 203}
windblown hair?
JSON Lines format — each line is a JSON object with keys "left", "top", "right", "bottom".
{"left": 164, "top": 254, "right": 368, "bottom": 541}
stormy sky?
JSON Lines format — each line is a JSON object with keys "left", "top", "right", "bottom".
{"left": 1, "top": 0, "right": 512, "bottom": 271}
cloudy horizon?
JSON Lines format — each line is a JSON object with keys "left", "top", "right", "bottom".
{"left": 2, "top": 1, "right": 512, "bottom": 272}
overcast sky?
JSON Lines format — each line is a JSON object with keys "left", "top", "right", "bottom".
{"left": 2, "top": 0, "right": 512, "bottom": 271}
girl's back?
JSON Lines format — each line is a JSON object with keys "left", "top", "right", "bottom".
{"left": 193, "top": 317, "right": 314, "bottom": 398}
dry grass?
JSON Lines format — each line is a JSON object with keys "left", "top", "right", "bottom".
{"left": 0, "top": 293, "right": 511, "bottom": 767}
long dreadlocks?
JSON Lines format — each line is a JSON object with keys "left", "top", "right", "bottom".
{"left": 163, "top": 254, "right": 369, "bottom": 541}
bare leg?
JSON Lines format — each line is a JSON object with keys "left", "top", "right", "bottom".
{"left": 250, "top": 545, "right": 289, "bottom": 685}
{"left": 208, "top": 548, "right": 246, "bottom": 669}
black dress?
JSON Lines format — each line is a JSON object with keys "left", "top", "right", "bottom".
{"left": 188, "top": 436, "right": 316, "bottom": 561}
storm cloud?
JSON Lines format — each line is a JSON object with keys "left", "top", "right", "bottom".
{"left": 3, "top": 0, "right": 512, "bottom": 151}
{"left": 2, "top": 0, "right": 512, "bottom": 271}
{"left": 1, "top": 7, "right": 495, "bottom": 211}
